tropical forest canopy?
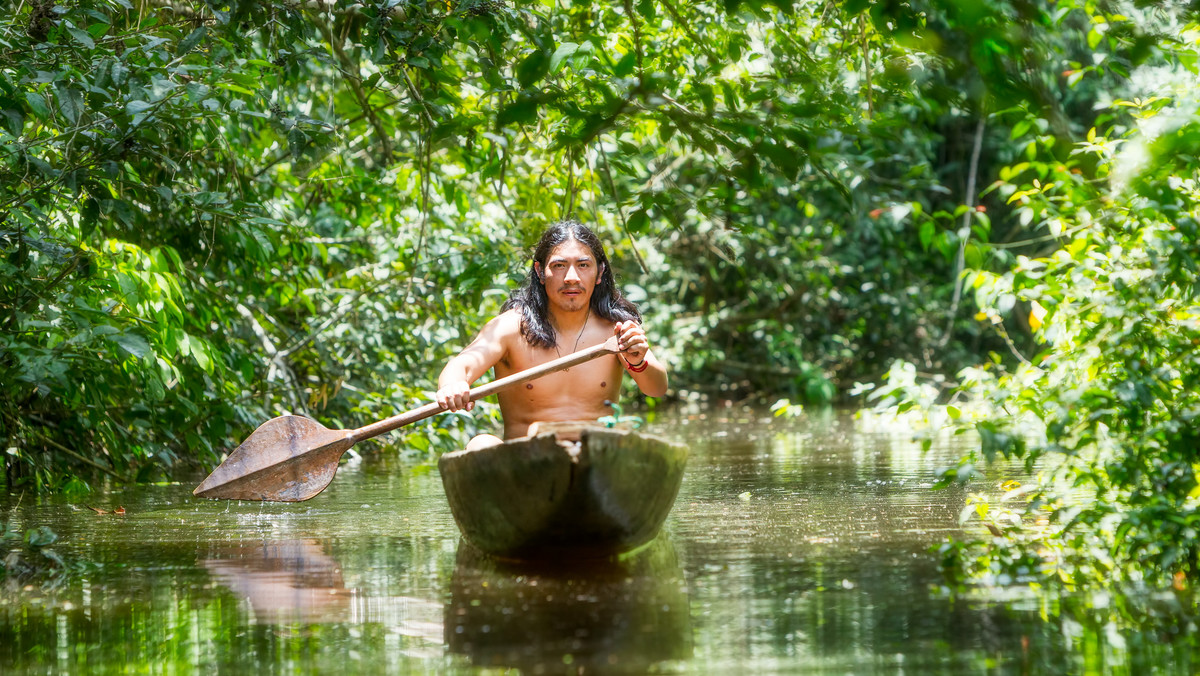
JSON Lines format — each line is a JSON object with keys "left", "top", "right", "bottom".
{"left": 3, "top": 0, "right": 1200, "bottom": 589}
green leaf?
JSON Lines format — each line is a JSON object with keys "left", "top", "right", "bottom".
{"left": 25, "top": 92, "right": 50, "bottom": 119}
{"left": 109, "top": 332, "right": 152, "bottom": 359}
{"left": 54, "top": 84, "right": 84, "bottom": 124}
{"left": 695, "top": 83, "right": 715, "bottom": 114}
{"left": 296, "top": 114, "right": 335, "bottom": 131}
{"left": 934, "top": 231, "right": 953, "bottom": 262}
{"left": 146, "top": 375, "right": 165, "bottom": 402}
{"left": 154, "top": 186, "right": 174, "bottom": 203}
{"left": 86, "top": 20, "right": 111, "bottom": 38}
{"left": 720, "top": 81, "right": 740, "bottom": 111}
{"left": 288, "top": 127, "right": 308, "bottom": 161}
{"left": 516, "top": 49, "right": 549, "bottom": 88}
{"left": 919, "top": 220, "right": 934, "bottom": 251}
{"left": 80, "top": 197, "right": 100, "bottom": 239}
{"left": 627, "top": 209, "right": 649, "bottom": 233}
{"left": 125, "top": 100, "right": 153, "bottom": 116}
{"left": 550, "top": 42, "right": 579, "bottom": 73}
{"left": 190, "top": 339, "right": 214, "bottom": 373}
{"left": 964, "top": 243, "right": 984, "bottom": 269}
{"left": 761, "top": 141, "right": 799, "bottom": 180}
{"left": 497, "top": 96, "right": 539, "bottom": 127}
{"left": 27, "top": 154, "right": 56, "bottom": 178}
{"left": 972, "top": 212, "right": 991, "bottom": 241}
{"left": 216, "top": 82, "right": 255, "bottom": 96}
{"left": 65, "top": 22, "right": 95, "bottom": 49}
{"left": 110, "top": 61, "right": 129, "bottom": 86}
{"left": 184, "top": 82, "right": 210, "bottom": 101}
{"left": 176, "top": 25, "right": 207, "bottom": 57}
{"left": 0, "top": 97, "right": 24, "bottom": 136}
{"left": 613, "top": 51, "right": 637, "bottom": 78}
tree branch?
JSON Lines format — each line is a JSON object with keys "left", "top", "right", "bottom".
{"left": 311, "top": 10, "right": 393, "bottom": 162}
{"left": 37, "top": 432, "right": 131, "bottom": 482}
{"left": 859, "top": 15, "right": 873, "bottom": 117}
{"left": 599, "top": 140, "right": 648, "bottom": 274}
{"left": 939, "top": 116, "right": 986, "bottom": 350}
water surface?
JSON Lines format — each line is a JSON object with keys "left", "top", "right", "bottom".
{"left": 1, "top": 411, "right": 1191, "bottom": 673}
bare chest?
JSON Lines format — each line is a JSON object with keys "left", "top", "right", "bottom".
{"left": 495, "top": 342, "right": 625, "bottom": 424}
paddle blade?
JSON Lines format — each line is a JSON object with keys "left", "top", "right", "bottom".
{"left": 193, "top": 415, "right": 356, "bottom": 502}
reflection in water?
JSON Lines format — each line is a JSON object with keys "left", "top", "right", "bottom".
{"left": 203, "top": 539, "right": 350, "bottom": 624}
{"left": 202, "top": 538, "right": 443, "bottom": 642}
{"left": 446, "top": 535, "right": 692, "bottom": 673}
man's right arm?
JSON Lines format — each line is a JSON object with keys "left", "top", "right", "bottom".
{"left": 436, "top": 312, "right": 514, "bottom": 412}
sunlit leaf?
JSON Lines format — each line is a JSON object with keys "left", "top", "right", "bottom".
{"left": 919, "top": 220, "right": 935, "bottom": 251}
{"left": 549, "top": 42, "right": 579, "bottom": 72}
{"left": 109, "top": 333, "right": 152, "bottom": 359}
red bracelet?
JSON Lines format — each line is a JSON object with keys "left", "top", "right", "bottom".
{"left": 624, "top": 357, "right": 649, "bottom": 373}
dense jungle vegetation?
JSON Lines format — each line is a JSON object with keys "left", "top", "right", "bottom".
{"left": 3, "top": 0, "right": 1200, "bottom": 590}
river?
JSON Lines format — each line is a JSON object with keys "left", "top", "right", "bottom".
{"left": 0, "top": 411, "right": 1193, "bottom": 673}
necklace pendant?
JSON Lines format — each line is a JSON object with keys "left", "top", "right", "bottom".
{"left": 552, "top": 308, "right": 590, "bottom": 373}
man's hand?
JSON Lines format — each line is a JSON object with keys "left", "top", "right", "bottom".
{"left": 614, "top": 320, "right": 649, "bottom": 365}
{"left": 437, "top": 380, "right": 474, "bottom": 411}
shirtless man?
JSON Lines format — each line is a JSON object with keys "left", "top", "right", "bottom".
{"left": 436, "top": 220, "right": 668, "bottom": 449}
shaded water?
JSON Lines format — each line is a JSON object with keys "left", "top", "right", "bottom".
{"left": 0, "top": 412, "right": 1194, "bottom": 673}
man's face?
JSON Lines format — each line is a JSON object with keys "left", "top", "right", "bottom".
{"left": 537, "top": 239, "right": 601, "bottom": 314}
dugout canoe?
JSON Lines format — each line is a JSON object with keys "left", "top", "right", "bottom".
{"left": 438, "top": 422, "right": 688, "bottom": 560}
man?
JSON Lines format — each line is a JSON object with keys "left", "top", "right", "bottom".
{"left": 437, "top": 219, "right": 668, "bottom": 449}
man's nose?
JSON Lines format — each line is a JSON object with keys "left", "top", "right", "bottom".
{"left": 565, "top": 265, "right": 581, "bottom": 282}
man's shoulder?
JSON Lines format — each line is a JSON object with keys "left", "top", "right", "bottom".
{"left": 481, "top": 308, "right": 523, "bottom": 338}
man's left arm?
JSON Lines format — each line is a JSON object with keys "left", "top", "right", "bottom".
{"left": 614, "top": 320, "right": 668, "bottom": 398}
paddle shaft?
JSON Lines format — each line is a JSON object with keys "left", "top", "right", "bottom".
{"left": 350, "top": 335, "right": 621, "bottom": 443}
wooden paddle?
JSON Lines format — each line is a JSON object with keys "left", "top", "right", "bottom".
{"left": 193, "top": 336, "right": 622, "bottom": 502}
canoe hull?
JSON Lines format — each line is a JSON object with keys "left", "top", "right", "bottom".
{"left": 438, "top": 425, "right": 687, "bottom": 560}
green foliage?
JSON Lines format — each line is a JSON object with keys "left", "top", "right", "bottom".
{"left": 4, "top": 0, "right": 1192, "bottom": 536}
{"left": 0, "top": 0, "right": 1003, "bottom": 489}
{"left": 870, "top": 5, "right": 1200, "bottom": 590}
{"left": 0, "top": 0, "right": 529, "bottom": 487}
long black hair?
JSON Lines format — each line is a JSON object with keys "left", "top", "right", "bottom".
{"left": 502, "top": 219, "right": 641, "bottom": 350}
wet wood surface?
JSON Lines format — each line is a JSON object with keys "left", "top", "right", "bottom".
{"left": 439, "top": 424, "right": 688, "bottom": 560}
